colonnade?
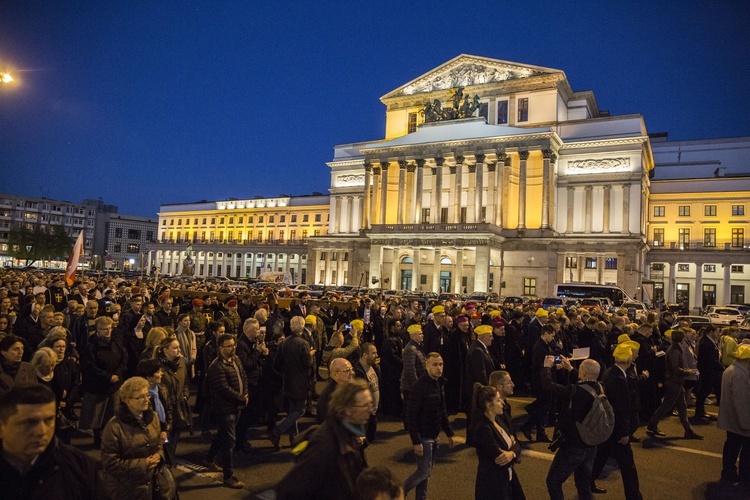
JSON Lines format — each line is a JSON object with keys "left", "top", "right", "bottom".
{"left": 149, "top": 248, "right": 306, "bottom": 280}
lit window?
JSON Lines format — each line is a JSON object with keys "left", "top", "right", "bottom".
{"left": 732, "top": 205, "right": 744, "bottom": 216}
{"left": 678, "top": 264, "right": 690, "bottom": 272}
{"left": 605, "top": 258, "right": 617, "bottom": 270}
{"left": 407, "top": 112, "right": 418, "bottom": 134}
{"left": 497, "top": 100, "right": 508, "bottom": 124}
{"left": 523, "top": 277, "right": 536, "bottom": 295}
{"left": 704, "top": 205, "right": 717, "bottom": 217}
{"left": 678, "top": 206, "right": 690, "bottom": 217}
{"left": 732, "top": 228, "right": 745, "bottom": 248}
{"left": 704, "top": 264, "right": 716, "bottom": 272}
{"left": 565, "top": 257, "right": 577, "bottom": 268}
{"left": 653, "top": 228, "right": 664, "bottom": 246}
{"left": 653, "top": 206, "right": 665, "bottom": 217}
{"left": 679, "top": 228, "right": 690, "bottom": 249}
{"left": 704, "top": 228, "right": 716, "bottom": 247}
{"left": 731, "top": 265, "right": 744, "bottom": 273}
{"left": 585, "top": 258, "right": 597, "bottom": 269}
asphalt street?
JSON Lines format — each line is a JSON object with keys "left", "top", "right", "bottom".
{"left": 104, "top": 387, "right": 745, "bottom": 500}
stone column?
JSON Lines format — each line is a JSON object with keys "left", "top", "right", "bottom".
{"left": 351, "top": 196, "right": 361, "bottom": 233}
{"left": 435, "top": 157, "right": 444, "bottom": 223}
{"left": 517, "top": 151, "right": 529, "bottom": 230}
{"left": 249, "top": 252, "right": 256, "bottom": 278}
{"left": 584, "top": 185, "right": 593, "bottom": 233}
{"left": 212, "top": 251, "right": 217, "bottom": 276}
{"left": 333, "top": 196, "right": 342, "bottom": 233}
{"left": 496, "top": 154, "right": 509, "bottom": 228}
{"left": 577, "top": 254, "right": 584, "bottom": 282}
{"left": 486, "top": 161, "right": 497, "bottom": 226}
{"left": 550, "top": 154, "right": 558, "bottom": 230}
{"left": 723, "top": 263, "right": 731, "bottom": 305}
{"left": 622, "top": 183, "right": 631, "bottom": 234}
{"left": 667, "top": 262, "right": 676, "bottom": 303}
{"left": 474, "top": 245, "right": 490, "bottom": 292}
{"left": 391, "top": 247, "right": 400, "bottom": 290}
{"left": 454, "top": 156, "right": 464, "bottom": 223}
{"left": 566, "top": 186, "right": 575, "bottom": 233}
{"left": 406, "top": 163, "right": 416, "bottom": 224}
{"left": 541, "top": 150, "right": 552, "bottom": 229}
{"left": 380, "top": 161, "right": 390, "bottom": 224}
{"left": 369, "top": 245, "right": 382, "bottom": 289}
{"left": 433, "top": 249, "right": 441, "bottom": 293}
{"left": 415, "top": 159, "right": 425, "bottom": 224}
{"left": 475, "top": 154, "right": 485, "bottom": 222}
{"left": 296, "top": 254, "right": 303, "bottom": 284}
{"left": 694, "top": 262, "right": 703, "bottom": 312}
{"left": 397, "top": 160, "right": 407, "bottom": 224}
{"left": 371, "top": 166, "right": 381, "bottom": 225}
{"left": 362, "top": 162, "right": 372, "bottom": 229}
{"left": 597, "top": 255, "right": 604, "bottom": 284}
{"left": 455, "top": 248, "right": 464, "bottom": 294}
{"left": 467, "top": 163, "right": 476, "bottom": 223}
{"left": 603, "top": 185, "right": 611, "bottom": 233}
{"left": 307, "top": 249, "right": 317, "bottom": 284}
{"left": 412, "top": 248, "right": 421, "bottom": 292}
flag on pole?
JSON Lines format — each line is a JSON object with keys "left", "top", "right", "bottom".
{"left": 65, "top": 230, "right": 85, "bottom": 286}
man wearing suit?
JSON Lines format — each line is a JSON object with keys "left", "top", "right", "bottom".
{"left": 522, "top": 324, "right": 557, "bottom": 442}
{"left": 290, "top": 292, "right": 309, "bottom": 318}
{"left": 591, "top": 344, "right": 643, "bottom": 499}
{"left": 465, "top": 325, "right": 496, "bottom": 445}
{"left": 423, "top": 305, "right": 448, "bottom": 357}
{"left": 694, "top": 324, "right": 723, "bottom": 423}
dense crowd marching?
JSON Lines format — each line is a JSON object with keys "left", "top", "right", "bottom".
{"left": 0, "top": 269, "right": 748, "bottom": 499}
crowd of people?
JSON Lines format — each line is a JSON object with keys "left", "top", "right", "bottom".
{"left": 0, "top": 268, "right": 748, "bottom": 499}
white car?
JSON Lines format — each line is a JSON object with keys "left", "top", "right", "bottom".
{"left": 707, "top": 307, "right": 745, "bottom": 325}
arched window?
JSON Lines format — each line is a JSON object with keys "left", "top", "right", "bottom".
{"left": 489, "top": 259, "right": 495, "bottom": 266}
{"left": 440, "top": 257, "right": 452, "bottom": 265}
{"left": 401, "top": 256, "right": 413, "bottom": 264}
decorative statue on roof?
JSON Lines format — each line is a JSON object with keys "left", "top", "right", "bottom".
{"left": 420, "top": 87, "right": 480, "bottom": 123}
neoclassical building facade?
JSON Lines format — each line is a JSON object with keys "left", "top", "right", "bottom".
{"left": 308, "top": 54, "right": 653, "bottom": 298}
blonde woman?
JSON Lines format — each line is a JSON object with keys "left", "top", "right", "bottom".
{"left": 141, "top": 326, "right": 169, "bottom": 362}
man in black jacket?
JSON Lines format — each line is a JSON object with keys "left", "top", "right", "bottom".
{"left": 591, "top": 344, "right": 643, "bottom": 500}
{"left": 0, "top": 385, "right": 101, "bottom": 499}
{"left": 694, "top": 324, "right": 723, "bottom": 423}
{"left": 205, "top": 333, "right": 249, "bottom": 489}
{"left": 403, "top": 353, "right": 455, "bottom": 500}
{"left": 541, "top": 356, "right": 603, "bottom": 500}
{"left": 235, "top": 317, "right": 268, "bottom": 453}
{"left": 354, "top": 342, "right": 380, "bottom": 443}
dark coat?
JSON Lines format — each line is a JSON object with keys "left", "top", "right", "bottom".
{"left": 697, "top": 335, "right": 724, "bottom": 379}
{"left": 316, "top": 380, "right": 338, "bottom": 423}
{"left": 423, "top": 321, "right": 448, "bottom": 356}
{"left": 206, "top": 354, "right": 249, "bottom": 416}
{"left": 601, "top": 364, "right": 631, "bottom": 440}
{"left": 473, "top": 414, "right": 524, "bottom": 500}
{"left": 159, "top": 356, "right": 191, "bottom": 430}
{"left": 236, "top": 333, "right": 265, "bottom": 386}
{"left": 101, "top": 404, "right": 163, "bottom": 500}
{"left": 275, "top": 417, "right": 367, "bottom": 500}
{"left": 540, "top": 367, "right": 602, "bottom": 449}
{"left": 0, "top": 437, "right": 101, "bottom": 500}
{"left": 80, "top": 336, "right": 127, "bottom": 395}
{"left": 405, "top": 374, "right": 454, "bottom": 444}
{"left": 530, "top": 338, "right": 554, "bottom": 394}
{"left": 466, "top": 340, "right": 496, "bottom": 390}
{"left": 274, "top": 333, "right": 312, "bottom": 400}
{"left": 0, "top": 359, "right": 36, "bottom": 395}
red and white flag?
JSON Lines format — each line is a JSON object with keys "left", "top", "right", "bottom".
{"left": 65, "top": 230, "right": 85, "bottom": 286}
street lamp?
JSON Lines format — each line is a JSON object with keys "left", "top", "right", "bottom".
{"left": 1, "top": 72, "right": 12, "bottom": 84}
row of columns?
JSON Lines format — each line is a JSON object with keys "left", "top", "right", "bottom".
{"left": 566, "top": 184, "right": 631, "bottom": 234}
{"left": 661, "top": 261, "right": 733, "bottom": 308}
{"left": 360, "top": 150, "right": 556, "bottom": 229}
{"left": 150, "top": 250, "right": 304, "bottom": 279}
{"left": 331, "top": 195, "right": 362, "bottom": 234}
{"left": 309, "top": 248, "right": 353, "bottom": 286}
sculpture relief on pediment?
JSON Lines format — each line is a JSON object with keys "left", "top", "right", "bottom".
{"left": 401, "top": 63, "right": 541, "bottom": 96}
{"left": 336, "top": 174, "right": 366, "bottom": 187}
{"left": 567, "top": 158, "right": 630, "bottom": 174}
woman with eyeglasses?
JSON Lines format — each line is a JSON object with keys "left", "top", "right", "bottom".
{"left": 101, "top": 376, "right": 174, "bottom": 499}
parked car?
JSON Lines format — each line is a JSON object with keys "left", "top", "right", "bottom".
{"left": 579, "top": 298, "right": 606, "bottom": 311}
{"left": 541, "top": 297, "right": 566, "bottom": 310}
{"left": 621, "top": 301, "right": 649, "bottom": 314}
{"left": 726, "top": 304, "right": 750, "bottom": 316}
{"left": 672, "top": 315, "right": 712, "bottom": 329}
{"left": 503, "top": 296, "right": 524, "bottom": 307}
{"left": 707, "top": 307, "right": 745, "bottom": 325}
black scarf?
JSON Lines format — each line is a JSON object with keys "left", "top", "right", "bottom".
{"left": 0, "top": 357, "right": 20, "bottom": 377}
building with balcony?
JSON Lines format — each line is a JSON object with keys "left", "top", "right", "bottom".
{"left": 309, "top": 54, "right": 653, "bottom": 297}
{"left": 0, "top": 193, "right": 97, "bottom": 267}
{"left": 149, "top": 194, "right": 329, "bottom": 280}
{"left": 646, "top": 136, "right": 750, "bottom": 310}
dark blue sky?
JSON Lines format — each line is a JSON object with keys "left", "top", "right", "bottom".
{"left": 2, "top": 1, "right": 749, "bottom": 217}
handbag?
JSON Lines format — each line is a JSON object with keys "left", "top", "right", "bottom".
{"left": 152, "top": 462, "right": 177, "bottom": 500}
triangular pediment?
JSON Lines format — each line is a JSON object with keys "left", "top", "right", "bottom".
{"left": 383, "top": 54, "right": 563, "bottom": 99}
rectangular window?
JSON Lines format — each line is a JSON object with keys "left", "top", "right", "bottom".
{"left": 278, "top": 230, "right": 284, "bottom": 242}
{"left": 248, "top": 216, "right": 253, "bottom": 224}
{"left": 291, "top": 214, "right": 297, "bottom": 223}
{"left": 280, "top": 215, "right": 286, "bottom": 223}
{"left": 523, "top": 277, "right": 536, "bottom": 296}
{"left": 679, "top": 228, "right": 690, "bottom": 249}
{"left": 478, "top": 102, "right": 489, "bottom": 121}
{"left": 162, "top": 220, "right": 166, "bottom": 226}
{"left": 114, "top": 227, "right": 123, "bottom": 238}
{"left": 256, "top": 232, "right": 262, "bottom": 242}
{"left": 290, "top": 230, "right": 296, "bottom": 241}
{"left": 269, "top": 216, "right": 274, "bottom": 223}
{"left": 653, "top": 206, "right": 665, "bottom": 217}
{"left": 497, "top": 100, "right": 508, "bottom": 124}
{"left": 314, "top": 229, "right": 320, "bottom": 236}
{"left": 678, "top": 206, "right": 690, "bottom": 217}
{"left": 440, "top": 207, "right": 448, "bottom": 223}
{"left": 267, "top": 230, "right": 274, "bottom": 243}
{"left": 565, "top": 256, "right": 577, "bottom": 268}
{"left": 704, "top": 205, "right": 717, "bottom": 216}
{"left": 459, "top": 207, "right": 467, "bottom": 223}
{"left": 229, "top": 217, "right": 234, "bottom": 224}
{"left": 219, "top": 218, "right": 224, "bottom": 224}
{"left": 128, "top": 229, "right": 141, "bottom": 239}
{"left": 259, "top": 216, "right": 264, "bottom": 223}
{"left": 732, "top": 228, "right": 745, "bottom": 248}
{"left": 704, "top": 264, "right": 716, "bottom": 272}
{"left": 585, "top": 257, "right": 597, "bottom": 269}
{"left": 211, "top": 218, "right": 215, "bottom": 224}
{"left": 481, "top": 206, "right": 487, "bottom": 222}
{"left": 651, "top": 263, "right": 664, "bottom": 272}
{"left": 146, "top": 231, "right": 153, "bottom": 241}
{"left": 678, "top": 264, "right": 690, "bottom": 272}
{"left": 421, "top": 208, "right": 430, "bottom": 224}
{"left": 320, "top": 252, "right": 326, "bottom": 261}
{"left": 732, "top": 205, "right": 745, "bottom": 216}
{"left": 228, "top": 231, "right": 233, "bottom": 242}
{"left": 114, "top": 243, "right": 121, "bottom": 253}
{"left": 407, "top": 112, "right": 418, "bottom": 134}
{"left": 517, "top": 98, "right": 529, "bottom": 122}
{"left": 302, "top": 229, "right": 308, "bottom": 238}
{"left": 704, "top": 228, "right": 716, "bottom": 247}
{"left": 126, "top": 243, "right": 139, "bottom": 254}
{"left": 315, "top": 214, "right": 321, "bottom": 222}
{"left": 731, "top": 265, "right": 744, "bottom": 273}
{"left": 731, "top": 285, "right": 745, "bottom": 304}
{"left": 605, "top": 258, "right": 618, "bottom": 270}
{"left": 303, "top": 215, "right": 309, "bottom": 222}
{"left": 331, "top": 252, "right": 338, "bottom": 261}
{"left": 343, "top": 252, "right": 349, "bottom": 261}
{"left": 653, "top": 228, "right": 664, "bottom": 247}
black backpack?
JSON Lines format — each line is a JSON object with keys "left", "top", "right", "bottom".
{"left": 571, "top": 383, "right": 615, "bottom": 446}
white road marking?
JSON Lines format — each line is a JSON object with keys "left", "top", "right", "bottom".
{"left": 521, "top": 444, "right": 722, "bottom": 461}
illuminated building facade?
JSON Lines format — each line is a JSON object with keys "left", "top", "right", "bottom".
{"left": 309, "top": 54, "right": 653, "bottom": 297}
{"left": 646, "top": 136, "right": 750, "bottom": 309}
{"left": 149, "top": 194, "right": 329, "bottom": 281}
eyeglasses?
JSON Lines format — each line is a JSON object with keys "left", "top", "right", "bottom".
{"left": 334, "top": 367, "right": 354, "bottom": 373}
{"left": 220, "top": 344, "right": 236, "bottom": 349}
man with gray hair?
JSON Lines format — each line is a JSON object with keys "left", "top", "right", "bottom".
{"left": 269, "top": 315, "right": 312, "bottom": 450}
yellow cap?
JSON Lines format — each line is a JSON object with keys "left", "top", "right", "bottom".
{"left": 488, "top": 310, "right": 502, "bottom": 318}
{"left": 735, "top": 344, "right": 750, "bottom": 360}
{"left": 432, "top": 305, "right": 445, "bottom": 314}
{"left": 664, "top": 329, "right": 673, "bottom": 339}
{"left": 556, "top": 308, "right": 565, "bottom": 315}
{"left": 613, "top": 344, "right": 633, "bottom": 360}
{"left": 617, "top": 333, "right": 631, "bottom": 344}
{"left": 407, "top": 323, "right": 422, "bottom": 334}
{"left": 350, "top": 319, "right": 365, "bottom": 330}
{"left": 535, "top": 308, "right": 548, "bottom": 318}
{"left": 474, "top": 324, "right": 493, "bottom": 336}
{"left": 304, "top": 314, "right": 317, "bottom": 325}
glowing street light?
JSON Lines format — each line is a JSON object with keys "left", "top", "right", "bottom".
{"left": 1, "top": 72, "right": 12, "bottom": 84}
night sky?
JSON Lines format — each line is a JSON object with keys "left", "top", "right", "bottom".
{"left": 1, "top": 1, "right": 749, "bottom": 217}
